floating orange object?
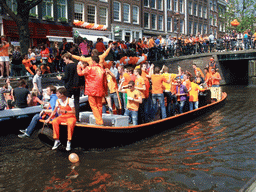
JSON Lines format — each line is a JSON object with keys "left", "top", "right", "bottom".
{"left": 231, "top": 19, "right": 240, "bottom": 26}
{"left": 68, "top": 153, "right": 79, "bottom": 163}
{"left": 73, "top": 20, "right": 107, "bottom": 31}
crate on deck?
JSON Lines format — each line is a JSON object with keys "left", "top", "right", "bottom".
{"left": 209, "top": 87, "right": 222, "bottom": 101}
{"left": 90, "top": 113, "right": 129, "bottom": 127}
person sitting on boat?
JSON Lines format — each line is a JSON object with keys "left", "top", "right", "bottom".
{"left": 211, "top": 68, "right": 222, "bottom": 87}
{"left": 45, "top": 87, "right": 76, "bottom": 151}
{"left": 119, "top": 80, "right": 142, "bottom": 125}
{"left": 189, "top": 76, "right": 206, "bottom": 111}
{"left": 204, "top": 68, "right": 212, "bottom": 88}
{"left": 18, "top": 85, "right": 58, "bottom": 138}
{"left": 11, "top": 79, "right": 31, "bottom": 108}
{"left": 27, "top": 88, "right": 44, "bottom": 107}
{"left": 77, "top": 56, "right": 108, "bottom": 126}
{"left": 175, "top": 78, "right": 188, "bottom": 114}
{"left": 0, "top": 78, "right": 11, "bottom": 110}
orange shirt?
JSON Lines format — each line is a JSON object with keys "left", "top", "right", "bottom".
{"left": 107, "top": 74, "right": 117, "bottom": 94}
{"left": 189, "top": 82, "right": 205, "bottom": 102}
{"left": 95, "top": 42, "right": 106, "bottom": 53}
{"left": 194, "top": 67, "right": 205, "bottom": 78}
{"left": 205, "top": 72, "right": 212, "bottom": 87}
{"left": 122, "top": 72, "right": 131, "bottom": 87}
{"left": 125, "top": 89, "right": 141, "bottom": 111}
{"left": 0, "top": 43, "right": 9, "bottom": 57}
{"left": 212, "top": 72, "right": 221, "bottom": 85}
{"left": 148, "top": 39, "right": 155, "bottom": 48}
{"left": 22, "top": 58, "right": 35, "bottom": 68}
{"left": 41, "top": 49, "right": 49, "bottom": 59}
{"left": 183, "top": 79, "right": 191, "bottom": 91}
{"left": 135, "top": 76, "right": 145, "bottom": 99}
{"left": 151, "top": 74, "right": 167, "bottom": 94}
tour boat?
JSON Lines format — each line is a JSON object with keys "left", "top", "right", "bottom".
{"left": 38, "top": 90, "right": 227, "bottom": 150}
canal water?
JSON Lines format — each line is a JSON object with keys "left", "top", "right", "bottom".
{"left": 1, "top": 85, "right": 256, "bottom": 192}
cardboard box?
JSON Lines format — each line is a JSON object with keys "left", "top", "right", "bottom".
{"left": 210, "top": 87, "right": 222, "bottom": 101}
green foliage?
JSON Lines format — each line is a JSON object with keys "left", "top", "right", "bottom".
{"left": 58, "top": 17, "right": 67, "bottom": 23}
{"left": 43, "top": 15, "right": 54, "bottom": 21}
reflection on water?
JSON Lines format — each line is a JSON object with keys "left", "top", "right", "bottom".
{"left": 1, "top": 86, "right": 256, "bottom": 191}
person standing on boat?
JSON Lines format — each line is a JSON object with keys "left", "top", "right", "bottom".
{"left": 0, "top": 35, "right": 10, "bottom": 78}
{"left": 175, "top": 79, "right": 188, "bottom": 114}
{"left": 77, "top": 56, "right": 108, "bottom": 125}
{"left": 57, "top": 53, "right": 81, "bottom": 121}
{"left": 32, "top": 68, "right": 42, "bottom": 100}
{"left": 192, "top": 64, "right": 204, "bottom": 79}
{"left": 119, "top": 80, "right": 142, "bottom": 125}
{"left": 189, "top": 76, "right": 206, "bottom": 111}
{"left": 18, "top": 85, "right": 58, "bottom": 138}
{"left": 45, "top": 87, "right": 76, "bottom": 151}
{"left": 211, "top": 68, "right": 222, "bottom": 87}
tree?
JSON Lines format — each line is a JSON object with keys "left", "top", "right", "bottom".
{"left": 220, "top": 0, "right": 256, "bottom": 33}
{"left": 0, "top": 0, "right": 43, "bottom": 55}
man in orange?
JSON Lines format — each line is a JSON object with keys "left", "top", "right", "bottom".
{"left": 204, "top": 68, "right": 212, "bottom": 87}
{"left": 189, "top": 77, "right": 205, "bottom": 110}
{"left": 119, "top": 80, "right": 142, "bottom": 125}
{"left": 22, "top": 55, "right": 37, "bottom": 75}
{"left": 207, "top": 57, "right": 218, "bottom": 74}
{"left": 149, "top": 64, "right": 171, "bottom": 119}
{"left": 77, "top": 56, "right": 108, "bottom": 125}
{"left": 119, "top": 66, "right": 131, "bottom": 110}
{"left": 45, "top": 87, "right": 76, "bottom": 151}
{"left": 70, "top": 43, "right": 113, "bottom": 67}
{"left": 95, "top": 38, "right": 106, "bottom": 55}
{"left": 211, "top": 68, "right": 222, "bottom": 87}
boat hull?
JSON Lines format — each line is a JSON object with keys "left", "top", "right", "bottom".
{"left": 38, "top": 92, "right": 227, "bottom": 150}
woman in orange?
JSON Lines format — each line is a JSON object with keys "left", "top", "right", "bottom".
{"left": 22, "top": 55, "right": 37, "bottom": 75}
{"left": 45, "top": 87, "right": 77, "bottom": 151}
{"left": 0, "top": 35, "right": 10, "bottom": 78}
{"left": 211, "top": 68, "right": 222, "bottom": 87}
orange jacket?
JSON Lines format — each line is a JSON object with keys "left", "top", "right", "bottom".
{"left": 77, "top": 64, "right": 107, "bottom": 97}
{"left": 95, "top": 42, "right": 106, "bottom": 53}
{"left": 0, "top": 43, "right": 9, "bottom": 57}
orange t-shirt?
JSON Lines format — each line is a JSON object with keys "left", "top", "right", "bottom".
{"left": 107, "top": 74, "right": 117, "bottom": 94}
{"left": 189, "top": 82, "right": 205, "bottom": 102}
{"left": 148, "top": 39, "right": 155, "bottom": 48}
{"left": 135, "top": 76, "right": 145, "bottom": 99}
{"left": 22, "top": 58, "right": 35, "bottom": 68}
{"left": 125, "top": 89, "right": 141, "bottom": 111}
{"left": 122, "top": 72, "right": 131, "bottom": 87}
{"left": 0, "top": 43, "right": 9, "bottom": 57}
{"left": 205, "top": 72, "right": 212, "bottom": 87}
{"left": 195, "top": 67, "right": 205, "bottom": 78}
{"left": 212, "top": 72, "right": 221, "bottom": 85}
{"left": 183, "top": 79, "right": 191, "bottom": 91}
{"left": 95, "top": 42, "right": 106, "bottom": 53}
{"left": 151, "top": 74, "right": 167, "bottom": 94}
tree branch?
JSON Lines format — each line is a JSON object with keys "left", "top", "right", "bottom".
{"left": 24, "top": 0, "right": 43, "bottom": 12}
{"left": 1, "top": 0, "right": 18, "bottom": 22}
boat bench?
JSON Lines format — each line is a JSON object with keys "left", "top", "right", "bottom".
{"left": 79, "top": 111, "right": 129, "bottom": 127}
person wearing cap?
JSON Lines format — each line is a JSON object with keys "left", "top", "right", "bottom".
{"left": 207, "top": 57, "right": 218, "bottom": 74}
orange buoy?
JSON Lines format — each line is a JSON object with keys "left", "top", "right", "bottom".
{"left": 68, "top": 153, "right": 79, "bottom": 163}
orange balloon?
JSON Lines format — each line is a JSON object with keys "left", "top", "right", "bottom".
{"left": 68, "top": 153, "right": 79, "bottom": 163}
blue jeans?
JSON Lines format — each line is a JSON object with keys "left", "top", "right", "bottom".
{"left": 177, "top": 100, "right": 186, "bottom": 114}
{"left": 189, "top": 101, "right": 199, "bottom": 111}
{"left": 152, "top": 93, "right": 167, "bottom": 119}
{"left": 25, "top": 113, "right": 41, "bottom": 136}
{"left": 124, "top": 109, "right": 138, "bottom": 125}
{"left": 212, "top": 85, "right": 219, "bottom": 87}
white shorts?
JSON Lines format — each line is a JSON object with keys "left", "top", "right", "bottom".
{"left": 0, "top": 56, "right": 10, "bottom": 62}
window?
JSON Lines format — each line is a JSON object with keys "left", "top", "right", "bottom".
{"left": 203, "top": 6, "right": 207, "bottom": 19}
{"left": 158, "top": 15, "right": 163, "bottom": 31}
{"left": 42, "top": 0, "right": 53, "bottom": 17}
{"left": 133, "top": 6, "right": 139, "bottom": 24}
{"left": 188, "top": 2, "right": 192, "bottom": 15}
{"left": 57, "top": 0, "right": 67, "bottom": 18}
{"left": 210, "top": 0, "right": 213, "bottom": 11}
{"left": 193, "top": 3, "right": 197, "bottom": 16}
{"left": 113, "top": 1, "right": 121, "bottom": 21}
{"left": 193, "top": 22, "right": 198, "bottom": 34}
{"left": 158, "top": 0, "right": 163, "bottom": 10}
{"left": 87, "top": 5, "right": 96, "bottom": 23}
{"left": 214, "top": 15, "right": 217, "bottom": 26}
{"left": 167, "top": 0, "right": 171, "bottom": 10}
{"left": 174, "top": 18, "right": 178, "bottom": 32}
{"left": 99, "top": 7, "right": 107, "bottom": 25}
{"left": 214, "top": 29, "right": 217, "bottom": 38}
{"left": 152, "top": 14, "right": 157, "bottom": 30}
{"left": 179, "top": 0, "right": 183, "bottom": 13}
{"left": 180, "top": 20, "right": 184, "bottom": 33}
{"left": 167, "top": 17, "right": 172, "bottom": 32}
{"left": 213, "top": 0, "right": 217, "bottom": 11}
{"left": 151, "top": 0, "right": 156, "bottom": 9}
{"left": 173, "top": 0, "right": 177, "bottom": 12}
{"left": 144, "top": 0, "right": 149, "bottom": 7}
{"left": 198, "top": 23, "right": 202, "bottom": 34}
{"left": 123, "top": 4, "right": 130, "bottom": 23}
{"left": 144, "top": 12, "right": 150, "bottom": 28}
{"left": 198, "top": 5, "right": 202, "bottom": 17}
{"left": 203, "top": 24, "right": 207, "bottom": 35}
{"left": 188, "top": 21, "right": 193, "bottom": 35}
{"left": 210, "top": 13, "right": 213, "bottom": 25}
{"left": 30, "top": 6, "right": 38, "bottom": 17}
{"left": 74, "top": 3, "right": 84, "bottom": 21}
{"left": 7, "top": 0, "right": 17, "bottom": 12}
